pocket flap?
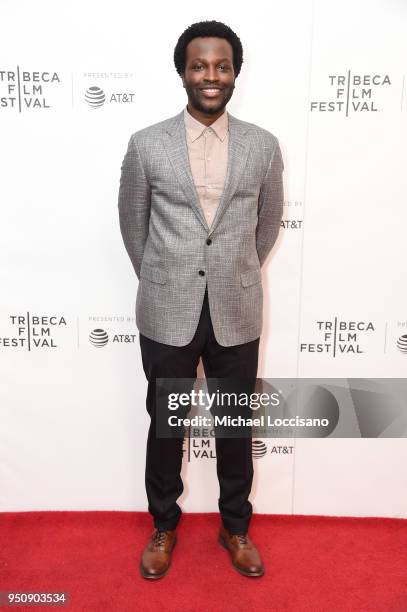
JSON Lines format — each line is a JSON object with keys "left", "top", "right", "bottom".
{"left": 241, "top": 268, "right": 262, "bottom": 287}
{"left": 140, "top": 263, "right": 168, "bottom": 285}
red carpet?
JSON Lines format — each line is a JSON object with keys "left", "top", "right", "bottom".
{"left": 0, "top": 512, "right": 406, "bottom": 611}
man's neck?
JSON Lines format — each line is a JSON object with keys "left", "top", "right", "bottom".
{"left": 186, "top": 104, "right": 226, "bottom": 127}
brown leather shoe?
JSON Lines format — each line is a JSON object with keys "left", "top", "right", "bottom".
{"left": 140, "top": 528, "right": 177, "bottom": 580}
{"left": 219, "top": 525, "right": 264, "bottom": 577}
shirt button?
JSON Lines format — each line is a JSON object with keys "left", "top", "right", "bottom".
{"left": 198, "top": 270, "right": 205, "bottom": 276}
{"left": 206, "top": 239, "right": 212, "bottom": 245}
{"left": 207, "top": 157, "right": 211, "bottom": 161}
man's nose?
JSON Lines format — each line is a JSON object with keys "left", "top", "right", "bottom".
{"left": 204, "top": 65, "right": 218, "bottom": 81}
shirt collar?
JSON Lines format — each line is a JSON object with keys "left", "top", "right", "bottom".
{"left": 184, "top": 106, "right": 229, "bottom": 142}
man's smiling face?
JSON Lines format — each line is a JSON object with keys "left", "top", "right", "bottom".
{"left": 181, "top": 36, "right": 236, "bottom": 119}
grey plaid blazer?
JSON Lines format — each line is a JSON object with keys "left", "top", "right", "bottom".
{"left": 118, "top": 109, "right": 284, "bottom": 347}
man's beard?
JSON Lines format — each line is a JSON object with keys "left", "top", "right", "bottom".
{"left": 185, "top": 83, "right": 235, "bottom": 115}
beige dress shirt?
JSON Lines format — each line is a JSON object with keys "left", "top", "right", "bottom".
{"left": 183, "top": 106, "right": 229, "bottom": 228}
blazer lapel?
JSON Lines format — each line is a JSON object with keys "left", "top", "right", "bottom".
{"left": 162, "top": 111, "right": 209, "bottom": 232}
{"left": 161, "top": 110, "right": 251, "bottom": 235}
{"left": 208, "top": 113, "right": 250, "bottom": 236}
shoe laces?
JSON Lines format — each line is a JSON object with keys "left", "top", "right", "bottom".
{"left": 235, "top": 533, "right": 249, "bottom": 545}
{"left": 152, "top": 529, "right": 168, "bottom": 548}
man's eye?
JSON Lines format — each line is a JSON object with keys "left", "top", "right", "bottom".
{"left": 193, "top": 65, "right": 203, "bottom": 70}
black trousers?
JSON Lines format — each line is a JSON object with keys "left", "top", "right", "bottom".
{"left": 139, "top": 287, "right": 260, "bottom": 534}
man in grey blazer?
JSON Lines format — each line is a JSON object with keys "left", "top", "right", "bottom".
{"left": 118, "top": 20, "right": 284, "bottom": 579}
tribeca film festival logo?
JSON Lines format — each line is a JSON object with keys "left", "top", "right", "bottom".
{"left": 300, "top": 318, "right": 375, "bottom": 356}
{"left": 81, "top": 72, "right": 135, "bottom": 109}
{"left": 0, "top": 313, "right": 67, "bottom": 350}
{"left": 310, "top": 72, "right": 391, "bottom": 117}
{"left": 0, "top": 68, "right": 61, "bottom": 112}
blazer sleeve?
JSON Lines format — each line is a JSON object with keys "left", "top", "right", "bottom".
{"left": 118, "top": 135, "right": 151, "bottom": 279}
{"left": 256, "top": 138, "right": 284, "bottom": 267}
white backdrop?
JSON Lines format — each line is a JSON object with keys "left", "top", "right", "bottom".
{"left": 1, "top": 0, "right": 406, "bottom": 517}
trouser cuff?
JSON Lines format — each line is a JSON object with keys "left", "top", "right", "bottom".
{"left": 154, "top": 517, "right": 181, "bottom": 531}
{"left": 221, "top": 518, "right": 251, "bottom": 535}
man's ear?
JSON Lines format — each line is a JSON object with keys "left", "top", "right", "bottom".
{"left": 180, "top": 74, "right": 186, "bottom": 88}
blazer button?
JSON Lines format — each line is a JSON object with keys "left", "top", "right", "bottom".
{"left": 198, "top": 270, "right": 205, "bottom": 276}
{"left": 206, "top": 239, "right": 212, "bottom": 245}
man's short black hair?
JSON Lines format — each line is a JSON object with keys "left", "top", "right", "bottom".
{"left": 174, "top": 20, "right": 244, "bottom": 77}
